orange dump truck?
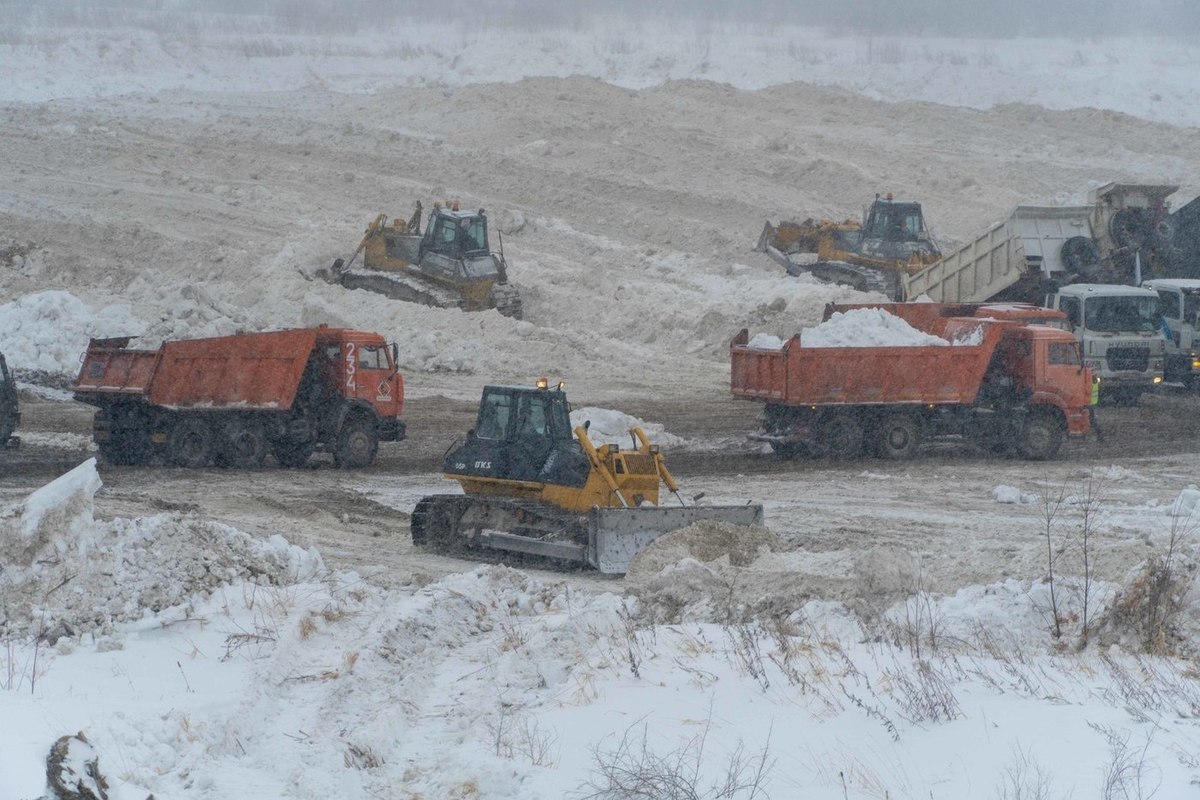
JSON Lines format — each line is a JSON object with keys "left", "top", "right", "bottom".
{"left": 72, "top": 326, "right": 405, "bottom": 468}
{"left": 730, "top": 304, "right": 1091, "bottom": 460}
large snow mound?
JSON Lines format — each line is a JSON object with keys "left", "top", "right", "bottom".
{"left": 0, "top": 459, "right": 324, "bottom": 641}
{"left": 0, "top": 291, "right": 134, "bottom": 375}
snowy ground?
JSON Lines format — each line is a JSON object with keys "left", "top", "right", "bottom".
{"left": 3, "top": 13, "right": 1200, "bottom": 800}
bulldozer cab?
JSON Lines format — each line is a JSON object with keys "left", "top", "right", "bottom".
{"left": 423, "top": 209, "right": 490, "bottom": 258}
{"left": 445, "top": 384, "right": 590, "bottom": 486}
{"left": 864, "top": 199, "right": 927, "bottom": 243}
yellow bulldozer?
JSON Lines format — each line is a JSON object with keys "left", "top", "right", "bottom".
{"left": 411, "top": 380, "right": 764, "bottom": 573}
{"left": 329, "top": 201, "right": 522, "bottom": 318}
{"left": 756, "top": 193, "right": 941, "bottom": 299}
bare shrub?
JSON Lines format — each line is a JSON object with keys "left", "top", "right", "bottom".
{"left": 487, "top": 700, "right": 558, "bottom": 768}
{"left": 1091, "top": 724, "right": 1161, "bottom": 800}
{"left": 344, "top": 742, "right": 382, "bottom": 770}
{"left": 576, "top": 717, "right": 772, "bottom": 800}
{"left": 1095, "top": 511, "right": 1195, "bottom": 655}
{"left": 994, "top": 744, "right": 1054, "bottom": 800}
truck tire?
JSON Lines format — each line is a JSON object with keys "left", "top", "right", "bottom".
{"left": 333, "top": 416, "right": 378, "bottom": 469}
{"left": 818, "top": 413, "right": 864, "bottom": 460}
{"left": 218, "top": 421, "right": 267, "bottom": 468}
{"left": 167, "top": 417, "right": 214, "bottom": 468}
{"left": 98, "top": 434, "right": 152, "bottom": 466}
{"left": 1017, "top": 412, "right": 1063, "bottom": 460}
{"left": 874, "top": 413, "right": 920, "bottom": 460}
{"left": 272, "top": 439, "right": 315, "bottom": 468}
{"left": 768, "top": 441, "right": 804, "bottom": 460}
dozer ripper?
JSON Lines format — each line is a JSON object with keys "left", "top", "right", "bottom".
{"left": 330, "top": 201, "right": 522, "bottom": 319}
{"left": 411, "top": 381, "right": 764, "bottom": 574}
{"left": 756, "top": 193, "right": 941, "bottom": 299}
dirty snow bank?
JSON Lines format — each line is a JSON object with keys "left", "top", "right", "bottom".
{"left": 0, "top": 291, "right": 133, "bottom": 375}
{"left": 0, "top": 458, "right": 324, "bottom": 641}
{"left": 4, "top": 464, "right": 1200, "bottom": 797}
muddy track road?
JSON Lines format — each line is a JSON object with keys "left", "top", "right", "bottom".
{"left": 4, "top": 387, "right": 1200, "bottom": 598}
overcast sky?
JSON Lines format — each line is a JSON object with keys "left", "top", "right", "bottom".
{"left": 2, "top": 0, "right": 1198, "bottom": 38}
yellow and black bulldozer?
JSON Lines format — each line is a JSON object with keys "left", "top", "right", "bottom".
{"left": 411, "top": 380, "right": 764, "bottom": 574}
{"left": 756, "top": 193, "right": 941, "bottom": 299}
{"left": 330, "top": 201, "right": 522, "bottom": 319}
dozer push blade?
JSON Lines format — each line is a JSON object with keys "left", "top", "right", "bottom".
{"left": 589, "top": 504, "right": 765, "bottom": 574}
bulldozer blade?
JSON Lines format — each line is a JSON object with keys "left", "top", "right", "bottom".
{"left": 588, "top": 504, "right": 765, "bottom": 574}
{"left": 755, "top": 222, "right": 777, "bottom": 253}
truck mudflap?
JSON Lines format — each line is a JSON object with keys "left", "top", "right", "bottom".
{"left": 588, "top": 504, "right": 766, "bottom": 575}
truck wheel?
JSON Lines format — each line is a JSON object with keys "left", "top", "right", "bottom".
{"left": 768, "top": 441, "right": 803, "bottom": 460}
{"left": 167, "top": 418, "right": 214, "bottom": 468}
{"left": 220, "top": 421, "right": 267, "bottom": 468}
{"left": 98, "top": 435, "right": 152, "bottom": 466}
{"left": 874, "top": 413, "right": 920, "bottom": 460}
{"left": 333, "top": 417, "right": 378, "bottom": 469}
{"left": 1017, "top": 412, "right": 1063, "bottom": 460}
{"left": 272, "top": 439, "right": 315, "bottom": 468}
{"left": 818, "top": 413, "right": 864, "bottom": 460}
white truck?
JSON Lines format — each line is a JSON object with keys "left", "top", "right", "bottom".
{"left": 1142, "top": 278, "right": 1200, "bottom": 387}
{"left": 1043, "top": 284, "right": 1164, "bottom": 403}
{"left": 902, "top": 184, "right": 1179, "bottom": 402}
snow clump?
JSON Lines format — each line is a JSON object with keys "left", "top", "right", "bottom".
{"left": 570, "top": 406, "right": 686, "bottom": 447}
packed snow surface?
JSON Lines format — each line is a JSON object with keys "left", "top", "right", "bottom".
{"left": 4, "top": 463, "right": 1200, "bottom": 798}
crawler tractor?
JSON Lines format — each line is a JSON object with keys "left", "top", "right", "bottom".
{"left": 411, "top": 381, "right": 763, "bottom": 574}
{"left": 330, "top": 201, "right": 522, "bottom": 319}
{"left": 757, "top": 193, "right": 941, "bottom": 299}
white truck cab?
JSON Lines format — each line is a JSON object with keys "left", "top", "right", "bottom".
{"left": 1142, "top": 278, "right": 1200, "bottom": 387}
{"left": 1045, "top": 283, "right": 1165, "bottom": 402}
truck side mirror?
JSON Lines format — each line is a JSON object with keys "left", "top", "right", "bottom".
{"left": 391, "top": 343, "right": 398, "bottom": 365}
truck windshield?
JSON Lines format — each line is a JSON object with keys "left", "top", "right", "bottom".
{"left": 1083, "top": 296, "right": 1161, "bottom": 333}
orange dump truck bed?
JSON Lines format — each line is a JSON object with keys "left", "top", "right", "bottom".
{"left": 74, "top": 329, "right": 321, "bottom": 410}
{"left": 729, "top": 318, "right": 1008, "bottom": 407}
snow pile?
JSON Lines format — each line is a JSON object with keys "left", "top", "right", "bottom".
{"left": 0, "top": 291, "right": 134, "bottom": 375}
{"left": 992, "top": 484, "right": 1037, "bottom": 504}
{"left": 0, "top": 459, "right": 324, "bottom": 641}
{"left": 802, "top": 308, "right": 949, "bottom": 348}
{"left": 570, "top": 406, "right": 686, "bottom": 447}
{"left": 745, "top": 333, "right": 785, "bottom": 350}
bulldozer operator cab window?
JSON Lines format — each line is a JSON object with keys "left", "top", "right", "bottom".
{"left": 459, "top": 218, "right": 487, "bottom": 253}
{"left": 475, "top": 391, "right": 513, "bottom": 440}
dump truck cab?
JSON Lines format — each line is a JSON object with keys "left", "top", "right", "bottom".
{"left": 990, "top": 324, "right": 1092, "bottom": 435}
{"left": 1142, "top": 278, "right": 1200, "bottom": 386}
{"left": 1046, "top": 283, "right": 1165, "bottom": 402}
{"left": 318, "top": 329, "right": 405, "bottom": 437}
{"left": 1, "top": 352, "right": 19, "bottom": 449}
